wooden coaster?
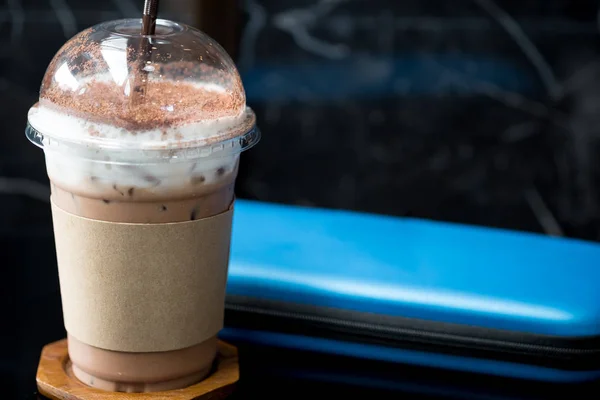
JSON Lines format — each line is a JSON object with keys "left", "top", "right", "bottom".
{"left": 36, "top": 339, "right": 239, "bottom": 400}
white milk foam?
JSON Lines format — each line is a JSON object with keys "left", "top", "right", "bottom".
{"left": 43, "top": 149, "right": 238, "bottom": 197}
{"left": 28, "top": 83, "right": 243, "bottom": 195}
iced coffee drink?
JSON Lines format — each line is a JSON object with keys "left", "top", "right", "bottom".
{"left": 26, "top": 19, "right": 259, "bottom": 392}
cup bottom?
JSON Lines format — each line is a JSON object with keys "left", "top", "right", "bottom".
{"left": 71, "top": 362, "right": 213, "bottom": 392}
{"left": 68, "top": 334, "right": 217, "bottom": 392}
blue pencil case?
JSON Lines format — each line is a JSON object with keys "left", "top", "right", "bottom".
{"left": 221, "top": 200, "right": 600, "bottom": 383}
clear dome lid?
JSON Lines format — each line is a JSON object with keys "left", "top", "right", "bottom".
{"left": 26, "top": 18, "right": 258, "bottom": 156}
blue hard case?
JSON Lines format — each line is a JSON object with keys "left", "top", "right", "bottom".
{"left": 221, "top": 200, "right": 600, "bottom": 382}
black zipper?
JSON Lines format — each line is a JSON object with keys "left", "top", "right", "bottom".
{"left": 224, "top": 299, "right": 600, "bottom": 370}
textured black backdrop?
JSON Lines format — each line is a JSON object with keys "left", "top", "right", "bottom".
{"left": 234, "top": 0, "right": 600, "bottom": 240}
{"left": 3, "top": 0, "right": 600, "bottom": 398}
{"left": 2, "top": 0, "right": 600, "bottom": 239}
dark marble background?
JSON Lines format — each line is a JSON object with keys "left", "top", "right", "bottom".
{"left": 235, "top": 0, "right": 600, "bottom": 240}
{"left": 3, "top": 0, "right": 600, "bottom": 398}
{"left": 3, "top": 1, "right": 600, "bottom": 240}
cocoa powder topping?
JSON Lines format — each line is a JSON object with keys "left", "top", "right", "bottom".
{"left": 42, "top": 79, "right": 244, "bottom": 131}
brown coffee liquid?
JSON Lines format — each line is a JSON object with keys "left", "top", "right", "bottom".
{"left": 51, "top": 167, "right": 237, "bottom": 392}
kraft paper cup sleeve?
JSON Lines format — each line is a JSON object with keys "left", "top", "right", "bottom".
{"left": 51, "top": 200, "right": 233, "bottom": 353}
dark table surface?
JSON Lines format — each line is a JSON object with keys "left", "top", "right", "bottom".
{"left": 16, "top": 341, "right": 600, "bottom": 400}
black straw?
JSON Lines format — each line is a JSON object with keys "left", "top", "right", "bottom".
{"left": 141, "top": 0, "right": 159, "bottom": 35}
{"left": 131, "top": 0, "right": 160, "bottom": 106}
